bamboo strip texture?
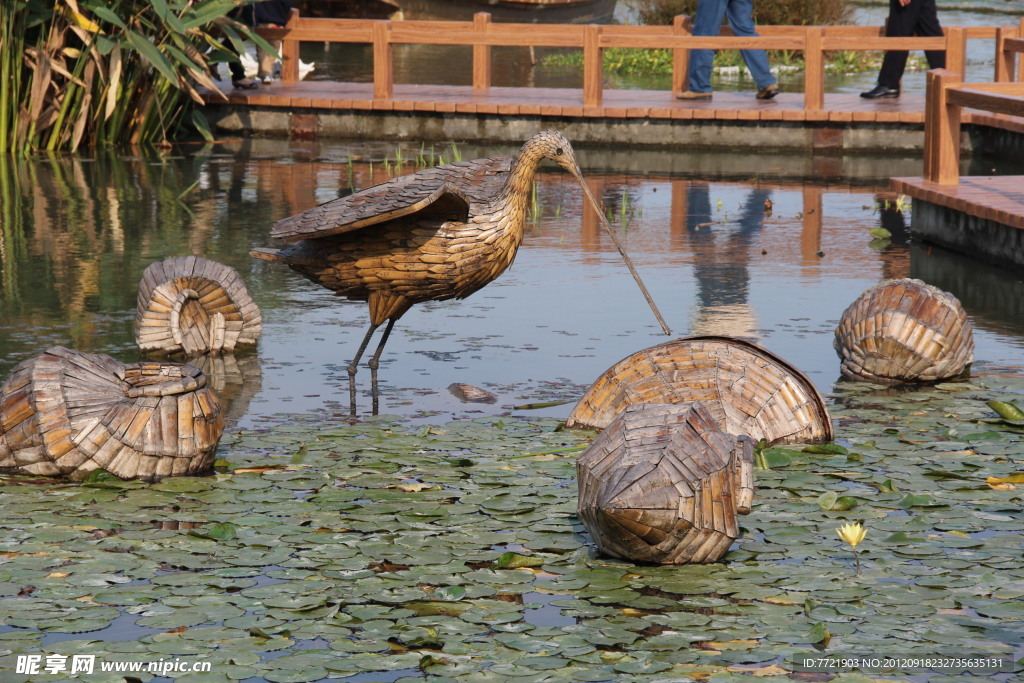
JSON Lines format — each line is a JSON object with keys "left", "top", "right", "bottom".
{"left": 567, "top": 335, "right": 833, "bottom": 445}
{"left": 135, "top": 256, "right": 262, "bottom": 355}
{"left": 0, "top": 347, "right": 224, "bottom": 481}
{"left": 577, "top": 401, "right": 754, "bottom": 564}
{"left": 834, "top": 278, "right": 974, "bottom": 384}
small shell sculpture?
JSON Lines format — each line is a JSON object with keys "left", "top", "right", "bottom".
{"left": 567, "top": 336, "right": 832, "bottom": 445}
{"left": 0, "top": 347, "right": 223, "bottom": 481}
{"left": 577, "top": 401, "right": 754, "bottom": 564}
{"left": 136, "top": 256, "right": 262, "bottom": 355}
{"left": 834, "top": 278, "right": 974, "bottom": 383}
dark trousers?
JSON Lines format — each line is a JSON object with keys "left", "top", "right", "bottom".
{"left": 877, "top": 0, "right": 945, "bottom": 89}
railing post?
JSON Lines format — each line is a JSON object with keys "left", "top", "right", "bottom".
{"left": 372, "top": 20, "right": 394, "bottom": 100}
{"left": 943, "top": 25, "right": 965, "bottom": 80}
{"left": 672, "top": 15, "right": 692, "bottom": 96}
{"left": 995, "top": 27, "right": 1013, "bottom": 82}
{"left": 804, "top": 27, "right": 824, "bottom": 111}
{"left": 281, "top": 8, "right": 300, "bottom": 82}
{"left": 583, "top": 25, "right": 602, "bottom": 107}
{"left": 923, "top": 69, "right": 961, "bottom": 185}
{"left": 1019, "top": 18, "right": 1024, "bottom": 82}
{"left": 473, "top": 12, "right": 492, "bottom": 91}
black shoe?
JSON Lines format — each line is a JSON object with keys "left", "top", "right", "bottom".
{"left": 860, "top": 85, "right": 899, "bottom": 99}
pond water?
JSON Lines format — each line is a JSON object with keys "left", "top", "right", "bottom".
{"left": 294, "top": 0, "right": 1022, "bottom": 96}
{"left": 1, "top": 139, "right": 1022, "bottom": 427}
{"left": 3, "top": 139, "right": 1024, "bottom": 680}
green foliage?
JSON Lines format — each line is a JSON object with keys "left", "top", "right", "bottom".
{"left": 1, "top": 0, "right": 271, "bottom": 153}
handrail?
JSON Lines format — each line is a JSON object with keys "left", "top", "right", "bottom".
{"left": 259, "top": 11, "right": 1018, "bottom": 112}
{"left": 923, "top": 25, "right": 1024, "bottom": 186}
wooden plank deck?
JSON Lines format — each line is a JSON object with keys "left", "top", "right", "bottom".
{"left": 892, "top": 175, "right": 1024, "bottom": 231}
{"left": 213, "top": 81, "right": 931, "bottom": 124}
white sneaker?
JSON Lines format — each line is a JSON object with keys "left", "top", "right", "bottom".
{"left": 259, "top": 74, "right": 273, "bottom": 84}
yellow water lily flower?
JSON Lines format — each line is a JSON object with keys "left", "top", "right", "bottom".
{"left": 836, "top": 521, "right": 866, "bottom": 548}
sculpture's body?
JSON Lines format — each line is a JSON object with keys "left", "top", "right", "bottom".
{"left": 0, "top": 347, "right": 223, "bottom": 481}
{"left": 577, "top": 402, "right": 754, "bottom": 564}
{"left": 834, "top": 278, "right": 974, "bottom": 384}
{"left": 567, "top": 336, "right": 833, "bottom": 446}
{"left": 136, "top": 256, "right": 262, "bottom": 356}
{"left": 252, "top": 130, "right": 589, "bottom": 412}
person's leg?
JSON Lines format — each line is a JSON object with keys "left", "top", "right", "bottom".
{"left": 877, "top": 0, "right": 921, "bottom": 89}
{"left": 687, "top": 0, "right": 729, "bottom": 93}
{"left": 915, "top": 0, "right": 946, "bottom": 69}
{"left": 256, "top": 24, "right": 279, "bottom": 82}
{"left": 724, "top": 0, "right": 776, "bottom": 91}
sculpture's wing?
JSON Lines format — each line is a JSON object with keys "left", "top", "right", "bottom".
{"left": 271, "top": 156, "right": 513, "bottom": 242}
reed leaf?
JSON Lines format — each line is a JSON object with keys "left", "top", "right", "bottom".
{"left": 2, "top": 0, "right": 261, "bottom": 152}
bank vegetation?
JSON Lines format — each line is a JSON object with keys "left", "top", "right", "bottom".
{"left": 1, "top": 0, "right": 269, "bottom": 154}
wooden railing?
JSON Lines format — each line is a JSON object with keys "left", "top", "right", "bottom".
{"left": 262, "top": 11, "right": 1019, "bottom": 112}
{"left": 924, "top": 24, "right": 1024, "bottom": 184}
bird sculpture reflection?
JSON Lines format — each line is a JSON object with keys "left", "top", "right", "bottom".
{"left": 252, "top": 130, "right": 667, "bottom": 414}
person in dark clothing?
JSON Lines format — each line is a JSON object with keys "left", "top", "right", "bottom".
{"left": 225, "top": 3, "right": 259, "bottom": 89}
{"left": 861, "top": 0, "right": 945, "bottom": 99}
{"left": 254, "top": 0, "right": 295, "bottom": 83}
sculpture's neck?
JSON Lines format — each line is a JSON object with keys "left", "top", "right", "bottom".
{"left": 498, "top": 141, "right": 545, "bottom": 224}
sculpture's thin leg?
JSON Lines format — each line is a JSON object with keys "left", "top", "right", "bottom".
{"left": 367, "top": 319, "right": 396, "bottom": 416}
{"left": 348, "top": 323, "right": 380, "bottom": 416}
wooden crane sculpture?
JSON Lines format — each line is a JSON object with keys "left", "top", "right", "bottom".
{"left": 252, "top": 130, "right": 668, "bottom": 414}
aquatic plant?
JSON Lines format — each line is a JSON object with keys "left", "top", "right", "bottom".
{"left": 0, "top": 0, "right": 272, "bottom": 153}
{"left": 836, "top": 521, "right": 867, "bottom": 575}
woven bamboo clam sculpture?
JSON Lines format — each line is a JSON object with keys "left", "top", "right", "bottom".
{"left": 252, "top": 130, "right": 667, "bottom": 415}
{"left": 0, "top": 347, "right": 223, "bottom": 481}
{"left": 577, "top": 402, "right": 754, "bottom": 564}
{"left": 567, "top": 336, "right": 832, "bottom": 446}
{"left": 136, "top": 256, "right": 262, "bottom": 355}
{"left": 834, "top": 278, "right": 974, "bottom": 384}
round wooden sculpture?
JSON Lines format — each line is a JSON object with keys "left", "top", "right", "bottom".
{"left": 0, "top": 347, "right": 223, "bottom": 481}
{"left": 567, "top": 336, "right": 832, "bottom": 445}
{"left": 136, "top": 256, "right": 262, "bottom": 355}
{"left": 834, "top": 278, "right": 974, "bottom": 384}
{"left": 577, "top": 402, "right": 754, "bottom": 564}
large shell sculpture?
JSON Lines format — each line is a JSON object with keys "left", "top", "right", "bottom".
{"left": 577, "top": 402, "right": 754, "bottom": 564}
{"left": 136, "top": 256, "right": 262, "bottom": 356}
{"left": 834, "top": 278, "right": 974, "bottom": 384}
{"left": 567, "top": 336, "right": 832, "bottom": 445}
{"left": 0, "top": 347, "right": 223, "bottom": 481}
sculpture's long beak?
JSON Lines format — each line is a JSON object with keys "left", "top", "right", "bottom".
{"left": 571, "top": 165, "right": 671, "bottom": 336}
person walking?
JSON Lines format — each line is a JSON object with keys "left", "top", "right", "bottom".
{"left": 677, "top": 0, "right": 779, "bottom": 101}
{"left": 861, "top": 0, "right": 945, "bottom": 99}
{"left": 254, "top": 0, "right": 294, "bottom": 84}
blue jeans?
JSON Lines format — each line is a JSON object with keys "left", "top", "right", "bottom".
{"left": 687, "top": 0, "right": 777, "bottom": 93}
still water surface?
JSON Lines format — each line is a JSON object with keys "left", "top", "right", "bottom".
{"left": 1, "top": 139, "right": 1022, "bottom": 428}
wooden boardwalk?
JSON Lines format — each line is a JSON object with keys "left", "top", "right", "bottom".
{"left": 892, "top": 176, "right": 1024, "bottom": 230}
{"left": 219, "top": 80, "right": 932, "bottom": 124}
